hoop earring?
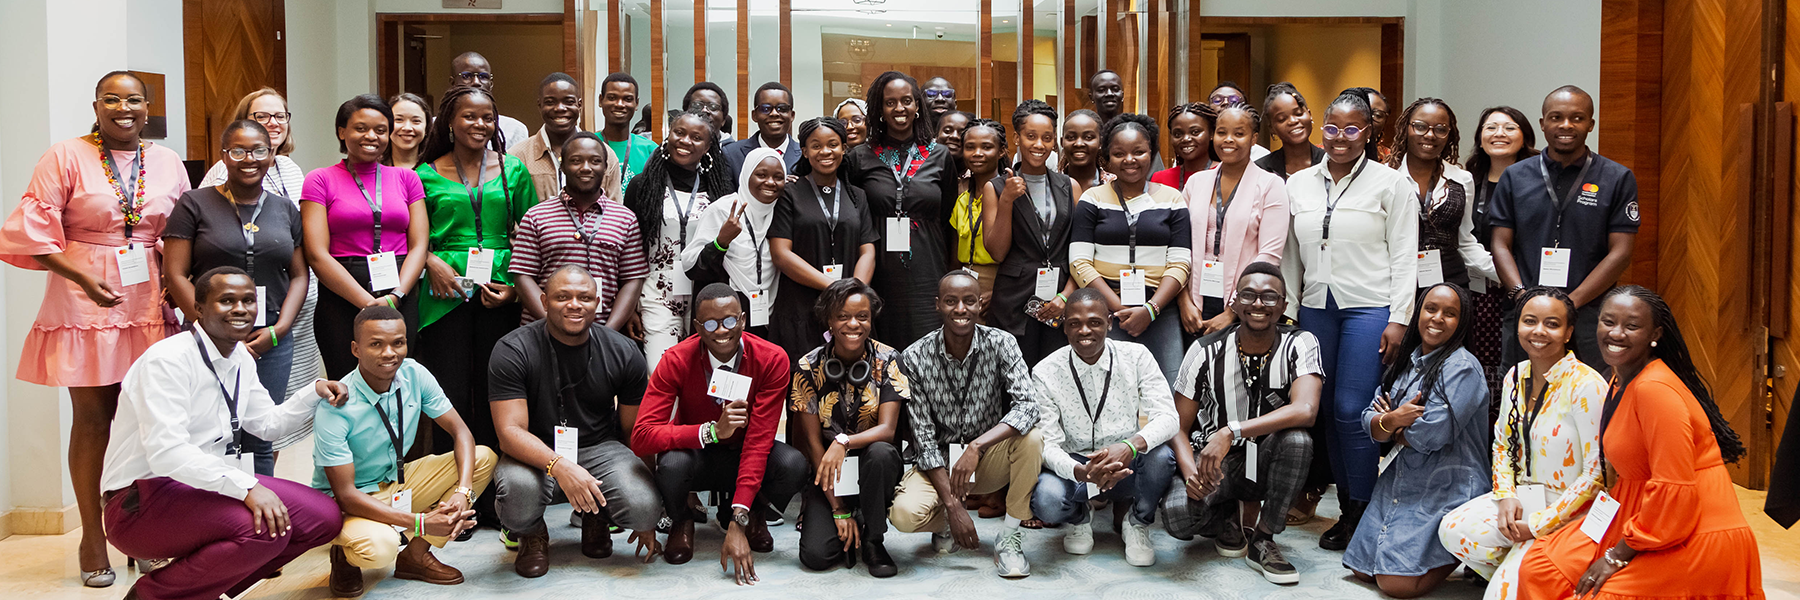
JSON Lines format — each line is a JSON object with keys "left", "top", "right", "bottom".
{"left": 700, "top": 153, "right": 715, "bottom": 173}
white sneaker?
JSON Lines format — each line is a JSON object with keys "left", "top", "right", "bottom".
{"left": 933, "top": 529, "right": 957, "bottom": 554}
{"left": 1122, "top": 521, "right": 1156, "bottom": 567}
{"left": 994, "top": 528, "right": 1030, "bottom": 578}
{"left": 1063, "top": 522, "right": 1094, "bottom": 555}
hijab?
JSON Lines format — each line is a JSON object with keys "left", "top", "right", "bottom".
{"left": 679, "top": 148, "right": 786, "bottom": 302}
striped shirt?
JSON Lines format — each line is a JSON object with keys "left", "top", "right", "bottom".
{"left": 509, "top": 193, "right": 648, "bottom": 322}
{"left": 1070, "top": 181, "right": 1193, "bottom": 289}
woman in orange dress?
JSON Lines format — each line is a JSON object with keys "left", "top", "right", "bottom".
{"left": 1516, "top": 285, "right": 1762, "bottom": 599}
{"left": 0, "top": 71, "right": 185, "bottom": 587}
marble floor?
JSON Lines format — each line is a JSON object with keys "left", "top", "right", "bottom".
{"left": 3, "top": 437, "right": 1796, "bottom": 600}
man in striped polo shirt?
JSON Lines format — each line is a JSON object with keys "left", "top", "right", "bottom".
{"left": 511, "top": 132, "right": 648, "bottom": 334}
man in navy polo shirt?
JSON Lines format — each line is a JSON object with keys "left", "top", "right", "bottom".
{"left": 1489, "top": 85, "right": 1639, "bottom": 369}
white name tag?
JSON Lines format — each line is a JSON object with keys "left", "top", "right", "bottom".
{"left": 747, "top": 290, "right": 771, "bottom": 327}
{"left": 1377, "top": 445, "right": 1401, "bottom": 476}
{"left": 1315, "top": 244, "right": 1332, "bottom": 285}
{"left": 948, "top": 443, "right": 977, "bottom": 482}
{"left": 835, "top": 455, "right": 860, "bottom": 497}
{"left": 255, "top": 286, "right": 268, "bottom": 327}
{"left": 1035, "top": 267, "right": 1060, "bottom": 300}
{"left": 823, "top": 264, "right": 844, "bottom": 279}
{"left": 1516, "top": 483, "right": 1549, "bottom": 516}
{"left": 1417, "top": 249, "right": 1444, "bottom": 288}
{"left": 1119, "top": 269, "right": 1148, "bottom": 306}
{"left": 1470, "top": 276, "right": 1488, "bottom": 294}
{"left": 465, "top": 247, "right": 495, "bottom": 283}
{"left": 1245, "top": 439, "right": 1259, "bottom": 483}
{"left": 664, "top": 268, "right": 692, "bottom": 296}
{"left": 886, "top": 217, "right": 911, "bottom": 252}
{"left": 236, "top": 452, "right": 256, "bottom": 475}
{"left": 367, "top": 251, "right": 401, "bottom": 292}
{"left": 1580, "top": 491, "right": 1621, "bottom": 543}
{"left": 115, "top": 244, "right": 150, "bottom": 286}
{"left": 554, "top": 425, "right": 579, "bottom": 461}
{"left": 1539, "top": 248, "right": 1572, "bottom": 288}
{"left": 1199, "top": 260, "right": 1226, "bottom": 299}
{"left": 707, "top": 369, "right": 753, "bottom": 403}
{"left": 389, "top": 488, "right": 413, "bottom": 532}
{"left": 1085, "top": 481, "right": 1101, "bottom": 499}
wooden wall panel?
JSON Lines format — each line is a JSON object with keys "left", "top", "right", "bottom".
{"left": 780, "top": 0, "right": 791, "bottom": 84}
{"left": 695, "top": 0, "right": 707, "bottom": 83}
{"left": 738, "top": 0, "right": 749, "bottom": 130}
{"left": 1021, "top": 6, "right": 1034, "bottom": 103}
{"left": 981, "top": 0, "right": 994, "bottom": 118}
{"left": 1600, "top": 0, "right": 1664, "bottom": 290}
{"left": 652, "top": 0, "right": 665, "bottom": 139}
{"left": 609, "top": 0, "right": 622, "bottom": 73}
{"left": 564, "top": 0, "right": 581, "bottom": 83}
{"left": 184, "top": 0, "right": 287, "bottom": 162}
{"left": 1773, "top": 0, "right": 1800, "bottom": 486}
{"left": 1065, "top": 0, "right": 1077, "bottom": 113}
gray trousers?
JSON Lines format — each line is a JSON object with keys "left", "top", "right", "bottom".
{"left": 1160, "top": 427, "right": 1312, "bottom": 538}
{"left": 495, "top": 440, "right": 663, "bottom": 535}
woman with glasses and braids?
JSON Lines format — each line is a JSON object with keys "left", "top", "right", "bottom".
{"left": 1344, "top": 282, "right": 1490, "bottom": 599}
{"left": 1385, "top": 98, "right": 1496, "bottom": 330}
{"left": 1438, "top": 287, "right": 1605, "bottom": 600}
{"left": 625, "top": 109, "right": 737, "bottom": 368}
{"left": 1518, "top": 286, "right": 1762, "bottom": 600}
{"left": 1151, "top": 103, "right": 1218, "bottom": 190}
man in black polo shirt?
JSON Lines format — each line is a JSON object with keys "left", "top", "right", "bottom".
{"left": 1490, "top": 85, "right": 1638, "bottom": 368}
{"left": 489, "top": 266, "right": 662, "bottom": 578}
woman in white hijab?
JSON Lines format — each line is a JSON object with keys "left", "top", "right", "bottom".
{"left": 681, "top": 147, "right": 787, "bottom": 337}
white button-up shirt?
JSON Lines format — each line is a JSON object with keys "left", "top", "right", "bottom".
{"left": 1030, "top": 340, "right": 1178, "bottom": 481}
{"left": 101, "top": 328, "right": 322, "bottom": 499}
{"left": 1281, "top": 158, "right": 1419, "bottom": 324}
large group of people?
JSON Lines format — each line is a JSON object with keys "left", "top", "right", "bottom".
{"left": 2, "top": 52, "right": 1765, "bottom": 600}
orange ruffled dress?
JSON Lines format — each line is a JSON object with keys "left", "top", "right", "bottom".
{"left": 1517, "top": 359, "right": 1763, "bottom": 599}
{"left": 0, "top": 137, "right": 183, "bottom": 387}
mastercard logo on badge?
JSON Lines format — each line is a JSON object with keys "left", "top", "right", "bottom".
{"left": 1582, "top": 183, "right": 1599, "bottom": 193}
{"left": 1544, "top": 249, "right": 1556, "bottom": 256}
{"left": 117, "top": 248, "right": 128, "bottom": 255}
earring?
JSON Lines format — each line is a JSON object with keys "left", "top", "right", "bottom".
{"left": 1651, "top": 341, "right": 1658, "bottom": 347}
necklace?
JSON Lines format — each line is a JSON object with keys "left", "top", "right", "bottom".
{"left": 93, "top": 132, "right": 149, "bottom": 229}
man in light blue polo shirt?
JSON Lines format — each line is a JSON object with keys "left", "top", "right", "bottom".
{"left": 313, "top": 306, "right": 498, "bottom": 597}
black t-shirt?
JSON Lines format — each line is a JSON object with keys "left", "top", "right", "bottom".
{"left": 163, "top": 187, "right": 304, "bottom": 325}
{"left": 1488, "top": 149, "right": 1639, "bottom": 300}
{"left": 488, "top": 319, "right": 647, "bottom": 447}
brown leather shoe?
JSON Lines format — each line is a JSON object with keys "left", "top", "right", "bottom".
{"left": 664, "top": 519, "right": 695, "bottom": 564}
{"left": 975, "top": 490, "right": 1006, "bottom": 519}
{"left": 329, "top": 545, "right": 364, "bottom": 597}
{"left": 514, "top": 530, "right": 551, "bottom": 578}
{"left": 746, "top": 511, "right": 774, "bottom": 553}
{"left": 581, "top": 511, "right": 614, "bottom": 559}
{"left": 394, "top": 538, "right": 464, "bottom": 585}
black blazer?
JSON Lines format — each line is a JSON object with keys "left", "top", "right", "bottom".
{"left": 723, "top": 136, "right": 803, "bottom": 176}
{"left": 989, "top": 171, "right": 1076, "bottom": 337}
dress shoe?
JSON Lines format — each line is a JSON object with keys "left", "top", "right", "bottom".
{"left": 514, "top": 530, "right": 551, "bottom": 578}
{"left": 863, "top": 538, "right": 898, "bottom": 578}
{"left": 395, "top": 539, "right": 464, "bottom": 585}
{"left": 664, "top": 519, "right": 695, "bottom": 564}
{"left": 1317, "top": 499, "right": 1367, "bottom": 551}
{"left": 746, "top": 511, "right": 775, "bottom": 553}
{"left": 581, "top": 511, "right": 614, "bottom": 558}
{"left": 329, "top": 546, "right": 364, "bottom": 597}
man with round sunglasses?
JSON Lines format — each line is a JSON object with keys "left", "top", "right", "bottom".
{"left": 631, "top": 283, "right": 806, "bottom": 585}
{"left": 725, "top": 82, "right": 802, "bottom": 174}
{"left": 923, "top": 77, "right": 958, "bottom": 125}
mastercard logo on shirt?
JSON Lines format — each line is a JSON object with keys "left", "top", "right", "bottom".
{"left": 1582, "top": 183, "right": 1600, "bottom": 193}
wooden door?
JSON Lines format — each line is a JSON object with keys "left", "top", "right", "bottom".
{"left": 404, "top": 25, "right": 429, "bottom": 103}
{"left": 1770, "top": 0, "right": 1800, "bottom": 489}
{"left": 183, "top": 0, "right": 286, "bottom": 162}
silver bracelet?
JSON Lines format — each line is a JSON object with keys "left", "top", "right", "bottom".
{"left": 1602, "top": 547, "right": 1631, "bottom": 569}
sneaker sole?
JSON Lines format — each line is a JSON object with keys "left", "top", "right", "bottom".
{"left": 994, "top": 560, "right": 1030, "bottom": 578}
{"left": 1216, "top": 543, "right": 1248, "bottom": 559}
{"left": 1125, "top": 553, "right": 1155, "bottom": 567}
{"left": 1247, "top": 556, "right": 1299, "bottom": 584}
{"left": 1064, "top": 542, "right": 1093, "bottom": 555}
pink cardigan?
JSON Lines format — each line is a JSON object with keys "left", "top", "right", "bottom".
{"left": 1180, "top": 162, "right": 1289, "bottom": 304}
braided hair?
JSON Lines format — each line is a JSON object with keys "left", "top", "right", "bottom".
{"left": 1504, "top": 286, "right": 1578, "bottom": 474}
{"left": 1166, "top": 102, "right": 1218, "bottom": 169}
{"left": 1380, "top": 283, "right": 1475, "bottom": 423}
{"left": 959, "top": 118, "right": 1009, "bottom": 163}
{"left": 864, "top": 71, "right": 935, "bottom": 148}
{"left": 1011, "top": 99, "right": 1059, "bottom": 131}
{"left": 1601, "top": 286, "right": 1747, "bottom": 463}
{"left": 1263, "top": 82, "right": 1307, "bottom": 116}
{"left": 793, "top": 116, "right": 848, "bottom": 177}
{"left": 1214, "top": 101, "right": 1261, "bottom": 135}
{"left": 623, "top": 110, "right": 735, "bottom": 250}
{"left": 420, "top": 85, "right": 508, "bottom": 164}
{"left": 1098, "top": 113, "right": 1159, "bottom": 167}
{"left": 1384, "top": 97, "right": 1462, "bottom": 176}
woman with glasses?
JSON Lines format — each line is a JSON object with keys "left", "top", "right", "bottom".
{"left": 386, "top": 93, "right": 432, "bottom": 170}
{"left": 1254, "top": 82, "right": 1325, "bottom": 181}
{"left": 1465, "top": 107, "right": 1540, "bottom": 409}
{"left": 1178, "top": 102, "right": 1287, "bottom": 344}
{"left": 1280, "top": 92, "right": 1419, "bottom": 552}
{"left": 0, "top": 71, "right": 187, "bottom": 587}
{"left": 624, "top": 109, "right": 736, "bottom": 368}
{"left": 1386, "top": 98, "right": 1495, "bottom": 293}
{"left": 834, "top": 99, "right": 870, "bottom": 149}
{"left": 166, "top": 120, "right": 310, "bottom": 477}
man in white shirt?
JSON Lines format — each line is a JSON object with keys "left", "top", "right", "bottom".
{"left": 100, "top": 266, "right": 348, "bottom": 600}
{"left": 450, "top": 52, "right": 530, "bottom": 151}
{"left": 1030, "top": 287, "right": 1179, "bottom": 567}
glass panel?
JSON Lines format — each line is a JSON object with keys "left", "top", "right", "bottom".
{"left": 747, "top": 0, "right": 785, "bottom": 114}
{"left": 623, "top": 1, "right": 655, "bottom": 134}
{"left": 707, "top": 1, "right": 740, "bottom": 138}
{"left": 792, "top": 0, "right": 984, "bottom": 127}
{"left": 1030, "top": 0, "right": 1059, "bottom": 108}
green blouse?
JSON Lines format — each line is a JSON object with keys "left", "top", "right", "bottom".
{"left": 415, "top": 155, "right": 538, "bottom": 328}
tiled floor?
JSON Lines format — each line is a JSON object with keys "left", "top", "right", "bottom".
{"left": 3, "top": 437, "right": 1793, "bottom": 599}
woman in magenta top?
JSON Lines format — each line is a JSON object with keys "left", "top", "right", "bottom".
{"left": 0, "top": 71, "right": 187, "bottom": 587}
{"left": 1150, "top": 102, "right": 1218, "bottom": 190}
{"left": 1177, "top": 102, "right": 1287, "bottom": 341}
{"left": 300, "top": 94, "right": 429, "bottom": 380}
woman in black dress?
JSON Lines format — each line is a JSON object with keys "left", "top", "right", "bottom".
{"left": 842, "top": 71, "right": 958, "bottom": 349}
{"left": 770, "top": 117, "right": 879, "bottom": 360}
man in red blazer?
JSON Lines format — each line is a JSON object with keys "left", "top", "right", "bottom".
{"left": 631, "top": 283, "right": 807, "bottom": 585}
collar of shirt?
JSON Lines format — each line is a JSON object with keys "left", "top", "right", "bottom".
{"left": 559, "top": 192, "right": 604, "bottom": 214}
{"left": 344, "top": 363, "right": 406, "bottom": 408}
{"left": 1399, "top": 156, "right": 1458, "bottom": 207}
{"left": 708, "top": 347, "right": 742, "bottom": 371}
{"left": 935, "top": 328, "right": 987, "bottom": 366}
{"left": 195, "top": 328, "right": 247, "bottom": 374}
{"left": 1544, "top": 146, "right": 1593, "bottom": 173}
{"left": 1070, "top": 340, "right": 1115, "bottom": 375}
{"left": 756, "top": 134, "right": 793, "bottom": 154}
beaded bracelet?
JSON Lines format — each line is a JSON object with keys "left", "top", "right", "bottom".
{"left": 545, "top": 454, "right": 562, "bottom": 475}
{"left": 1145, "top": 304, "right": 1158, "bottom": 321}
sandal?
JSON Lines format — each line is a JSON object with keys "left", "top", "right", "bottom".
{"left": 81, "top": 567, "right": 115, "bottom": 588}
{"left": 1287, "top": 489, "right": 1323, "bottom": 526}
{"left": 1020, "top": 518, "right": 1045, "bottom": 529}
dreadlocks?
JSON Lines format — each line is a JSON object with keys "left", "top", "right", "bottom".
{"left": 420, "top": 85, "right": 508, "bottom": 164}
{"left": 623, "top": 110, "right": 736, "bottom": 251}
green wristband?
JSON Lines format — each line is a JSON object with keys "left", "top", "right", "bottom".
{"left": 268, "top": 327, "right": 279, "bottom": 347}
{"left": 833, "top": 512, "right": 855, "bottom": 520}
{"left": 1054, "top": 293, "right": 1067, "bottom": 303}
{"left": 1122, "top": 440, "right": 1139, "bottom": 460}
{"left": 713, "top": 238, "right": 729, "bottom": 252}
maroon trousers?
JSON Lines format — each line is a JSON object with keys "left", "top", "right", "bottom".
{"left": 104, "top": 475, "right": 342, "bottom": 600}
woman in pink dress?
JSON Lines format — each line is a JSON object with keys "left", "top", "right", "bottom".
{"left": 0, "top": 71, "right": 184, "bottom": 587}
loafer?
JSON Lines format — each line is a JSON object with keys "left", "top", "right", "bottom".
{"left": 664, "top": 519, "right": 695, "bottom": 565}
{"left": 514, "top": 530, "right": 551, "bottom": 578}
{"left": 329, "top": 546, "right": 364, "bottom": 597}
{"left": 863, "top": 538, "right": 898, "bottom": 578}
{"left": 581, "top": 511, "right": 614, "bottom": 559}
{"left": 746, "top": 512, "right": 774, "bottom": 553}
{"left": 395, "top": 540, "right": 464, "bottom": 585}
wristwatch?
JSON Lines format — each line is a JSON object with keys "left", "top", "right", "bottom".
{"left": 392, "top": 288, "right": 407, "bottom": 299}
{"left": 834, "top": 433, "right": 851, "bottom": 447}
{"left": 732, "top": 507, "right": 752, "bottom": 528}
{"left": 1227, "top": 420, "right": 1244, "bottom": 443}
{"left": 452, "top": 486, "right": 475, "bottom": 498}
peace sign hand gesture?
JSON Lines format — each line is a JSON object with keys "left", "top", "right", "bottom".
{"left": 716, "top": 197, "right": 748, "bottom": 246}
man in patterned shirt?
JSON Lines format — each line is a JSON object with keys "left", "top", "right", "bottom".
{"left": 511, "top": 133, "right": 647, "bottom": 331}
{"left": 891, "top": 271, "right": 1043, "bottom": 578}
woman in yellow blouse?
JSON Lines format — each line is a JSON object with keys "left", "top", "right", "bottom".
{"left": 950, "top": 118, "right": 1006, "bottom": 313}
{"left": 1437, "top": 287, "right": 1606, "bottom": 599}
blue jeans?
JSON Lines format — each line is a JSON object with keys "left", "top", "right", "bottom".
{"left": 1298, "top": 292, "right": 1388, "bottom": 503}
{"left": 244, "top": 339, "right": 295, "bottom": 477}
{"left": 1108, "top": 306, "right": 1183, "bottom": 394}
{"left": 1032, "top": 445, "right": 1176, "bottom": 527}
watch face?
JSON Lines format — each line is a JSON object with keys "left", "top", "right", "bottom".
{"left": 733, "top": 510, "right": 752, "bottom": 526}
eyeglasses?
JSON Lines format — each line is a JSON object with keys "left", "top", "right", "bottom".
{"left": 1321, "top": 124, "right": 1362, "bottom": 140}
{"left": 842, "top": 114, "right": 867, "bottom": 126}
{"left": 923, "top": 89, "right": 955, "bottom": 99}
{"left": 99, "top": 95, "right": 148, "bottom": 110}
{"left": 690, "top": 101, "right": 723, "bottom": 113}
{"left": 1210, "top": 93, "right": 1244, "bottom": 105}
{"left": 1408, "top": 121, "right": 1452, "bottom": 137}
{"left": 250, "top": 111, "right": 291, "bottom": 124}
{"left": 1482, "top": 122, "right": 1521, "bottom": 134}
{"left": 700, "top": 315, "right": 741, "bottom": 332}
{"left": 1234, "top": 291, "right": 1285, "bottom": 306}
{"left": 456, "top": 71, "right": 496, "bottom": 83}
{"left": 755, "top": 103, "right": 794, "bottom": 115}
{"left": 222, "top": 146, "right": 273, "bottom": 161}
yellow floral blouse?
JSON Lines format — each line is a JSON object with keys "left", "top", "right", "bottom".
{"left": 789, "top": 340, "right": 909, "bottom": 435}
{"left": 1491, "top": 351, "right": 1608, "bottom": 536}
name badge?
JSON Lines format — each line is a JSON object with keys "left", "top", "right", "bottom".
{"left": 1119, "top": 269, "right": 1148, "bottom": 306}
{"left": 822, "top": 264, "right": 844, "bottom": 280}
{"left": 664, "top": 268, "right": 692, "bottom": 296}
{"left": 1416, "top": 249, "right": 1444, "bottom": 288}
{"left": 1516, "top": 483, "right": 1549, "bottom": 516}
{"left": 1315, "top": 244, "right": 1332, "bottom": 285}
{"left": 554, "top": 425, "right": 579, "bottom": 460}
{"left": 1245, "top": 439, "right": 1259, "bottom": 483}
{"left": 255, "top": 286, "right": 268, "bottom": 327}
{"left": 707, "top": 369, "right": 753, "bottom": 403}
{"left": 1580, "top": 491, "right": 1622, "bottom": 543}
{"left": 1539, "top": 248, "right": 1572, "bottom": 288}
{"left": 886, "top": 218, "right": 911, "bottom": 252}
{"left": 1085, "top": 481, "right": 1101, "bottom": 499}
{"left": 236, "top": 452, "right": 256, "bottom": 475}
{"left": 389, "top": 488, "right": 413, "bottom": 532}
{"left": 834, "top": 455, "right": 860, "bottom": 497}
{"left": 115, "top": 244, "right": 150, "bottom": 286}
{"left": 465, "top": 247, "right": 495, "bottom": 283}
{"left": 948, "top": 443, "right": 977, "bottom": 482}
{"left": 367, "top": 251, "right": 401, "bottom": 292}
{"left": 1377, "top": 444, "right": 1401, "bottom": 476}
{"left": 747, "top": 290, "right": 771, "bottom": 327}
{"left": 1035, "top": 267, "right": 1060, "bottom": 300}
{"left": 1199, "top": 260, "right": 1226, "bottom": 299}
{"left": 1470, "top": 276, "right": 1489, "bottom": 294}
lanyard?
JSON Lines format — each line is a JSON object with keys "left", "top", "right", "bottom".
{"left": 268, "top": 160, "right": 291, "bottom": 199}
{"left": 100, "top": 144, "right": 147, "bottom": 243}
{"left": 959, "top": 188, "right": 985, "bottom": 264}
{"left": 367, "top": 388, "right": 408, "bottom": 484}
{"left": 744, "top": 214, "right": 766, "bottom": 288}
{"left": 1067, "top": 349, "right": 1115, "bottom": 443}
{"left": 1318, "top": 158, "right": 1369, "bottom": 247}
{"left": 621, "top": 136, "right": 639, "bottom": 184}
{"left": 455, "top": 151, "right": 490, "bottom": 246}
{"left": 667, "top": 178, "right": 701, "bottom": 244}
{"left": 877, "top": 143, "right": 927, "bottom": 216}
{"left": 1210, "top": 173, "right": 1241, "bottom": 259}
{"left": 1113, "top": 182, "right": 1145, "bottom": 268}
{"left": 1021, "top": 178, "right": 1055, "bottom": 249}
{"left": 812, "top": 179, "right": 842, "bottom": 260}
{"left": 190, "top": 328, "right": 245, "bottom": 457}
{"left": 1511, "top": 364, "right": 1553, "bottom": 482}
{"left": 547, "top": 328, "right": 593, "bottom": 427}
{"left": 566, "top": 195, "right": 605, "bottom": 245}
{"left": 344, "top": 161, "right": 385, "bottom": 253}
{"left": 1538, "top": 153, "right": 1594, "bottom": 248}
{"left": 225, "top": 190, "right": 268, "bottom": 275}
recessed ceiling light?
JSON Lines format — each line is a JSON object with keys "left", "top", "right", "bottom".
{"left": 886, "top": 23, "right": 892, "bottom": 26}
{"left": 1002, "top": 19, "right": 1010, "bottom": 23}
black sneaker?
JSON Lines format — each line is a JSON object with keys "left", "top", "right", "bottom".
{"left": 1215, "top": 524, "right": 1248, "bottom": 558}
{"left": 1247, "top": 535, "right": 1298, "bottom": 584}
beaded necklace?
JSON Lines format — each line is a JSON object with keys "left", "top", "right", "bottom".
{"left": 92, "top": 132, "right": 149, "bottom": 238}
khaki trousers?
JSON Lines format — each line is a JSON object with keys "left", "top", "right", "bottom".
{"left": 889, "top": 429, "right": 1043, "bottom": 533}
{"left": 333, "top": 447, "right": 497, "bottom": 568}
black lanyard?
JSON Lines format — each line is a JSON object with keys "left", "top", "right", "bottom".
{"left": 566, "top": 196, "right": 605, "bottom": 245}
{"left": 367, "top": 388, "right": 408, "bottom": 484}
{"left": 960, "top": 185, "right": 986, "bottom": 264}
{"left": 667, "top": 178, "right": 701, "bottom": 245}
{"left": 268, "top": 160, "right": 291, "bottom": 199}
{"left": 1211, "top": 173, "right": 1241, "bottom": 259}
{"left": 455, "top": 151, "right": 490, "bottom": 246}
{"left": 1113, "top": 182, "right": 1145, "bottom": 268}
{"left": 744, "top": 214, "right": 766, "bottom": 288}
{"left": 546, "top": 327, "right": 593, "bottom": 428}
{"left": 1319, "top": 158, "right": 1369, "bottom": 246}
{"left": 812, "top": 178, "right": 843, "bottom": 261}
{"left": 1538, "top": 153, "right": 1593, "bottom": 248}
{"left": 1067, "top": 349, "right": 1115, "bottom": 443}
{"left": 102, "top": 147, "right": 144, "bottom": 243}
{"left": 190, "top": 328, "right": 244, "bottom": 457}
{"left": 1022, "top": 177, "right": 1055, "bottom": 250}
{"left": 345, "top": 161, "right": 385, "bottom": 253}
{"left": 225, "top": 190, "right": 268, "bottom": 276}
{"left": 1511, "top": 366, "right": 1553, "bottom": 480}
